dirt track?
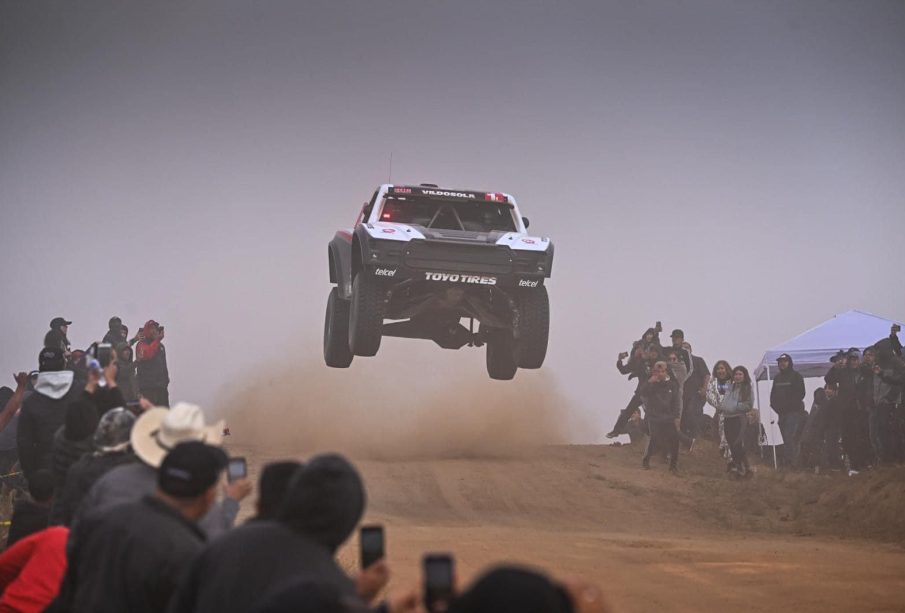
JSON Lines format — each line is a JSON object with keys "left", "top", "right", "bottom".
{"left": 230, "top": 440, "right": 905, "bottom": 613}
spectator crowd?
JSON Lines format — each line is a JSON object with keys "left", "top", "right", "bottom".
{"left": 607, "top": 322, "right": 905, "bottom": 478}
{"left": 0, "top": 316, "right": 609, "bottom": 613}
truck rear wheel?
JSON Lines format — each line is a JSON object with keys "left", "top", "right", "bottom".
{"left": 486, "top": 330, "right": 518, "bottom": 380}
{"left": 515, "top": 286, "right": 549, "bottom": 369}
{"left": 324, "top": 288, "right": 353, "bottom": 368}
{"left": 349, "top": 273, "right": 384, "bottom": 356}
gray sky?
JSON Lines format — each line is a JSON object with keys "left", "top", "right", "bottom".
{"left": 2, "top": 0, "right": 904, "bottom": 441}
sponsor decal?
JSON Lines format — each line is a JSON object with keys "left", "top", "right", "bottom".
{"left": 484, "top": 192, "right": 507, "bottom": 202}
{"left": 392, "top": 187, "right": 412, "bottom": 193}
{"left": 521, "top": 238, "right": 536, "bottom": 244}
{"left": 420, "top": 189, "right": 476, "bottom": 199}
{"left": 424, "top": 272, "right": 496, "bottom": 285}
{"left": 381, "top": 228, "right": 396, "bottom": 233}
{"left": 518, "top": 279, "right": 539, "bottom": 288}
{"left": 375, "top": 268, "right": 397, "bottom": 277}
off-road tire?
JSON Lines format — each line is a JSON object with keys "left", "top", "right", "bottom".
{"left": 324, "top": 288, "right": 353, "bottom": 368}
{"left": 486, "top": 330, "right": 518, "bottom": 380}
{"left": 349, "top": 273, "right": 384, "bottom": 356}
{"left": 515, "top": 286, "right": 549, "bottom": 369}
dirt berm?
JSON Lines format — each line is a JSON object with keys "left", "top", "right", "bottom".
{"left": 221, "top": 361, "right": 905, "bottom": 611}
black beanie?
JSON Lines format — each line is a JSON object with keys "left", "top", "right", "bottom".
{"left": 65, "top": 399, "right": 100, "bottom": 441}
{"left": 449, "top": 566, "right": 572, "bottom": 613}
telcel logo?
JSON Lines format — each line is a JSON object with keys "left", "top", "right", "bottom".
{"left": 518, "top": 279, "right": 539, "bottom": 287}
{"left": 375, "top": 268, "right": 397, "bottom": 277}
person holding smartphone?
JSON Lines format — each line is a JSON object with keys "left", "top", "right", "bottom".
{"left": 135, "top": 320, "right": 170, "bottom": 407}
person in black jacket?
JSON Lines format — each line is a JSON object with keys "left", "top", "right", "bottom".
{"left": 680, "top": 344, "right": 709, "bottom": 445}
{"left": 17, "top": 347, "right": 81, "bottom": 485}
{"left": 50, "top": 441, "right": 225, "bottom": 613}
{"left": 769, "top": 353, "right": 806, "bottom": 469}
{"left": 51, "top": 408, "right": 137, "bottom": 526}
{"left": 5, "top": 469, "right": 53, "bottom": 548}
{"left": 135, "top": 321, "right": 170, "bottom": 407}
{"left": 640, "top": 361, "right": 681, "bottom": 472}
{"left": 169, "top": 454, "right": 407, "bottom": 613}
{"left": 837, "top": 351, "right": 870, "bottom": 472}
{"left": 606, "top": 346, "right": 648, "bottom": 439}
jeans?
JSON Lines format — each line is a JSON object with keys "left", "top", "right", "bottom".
{"left": 643, "top": 420, "right": 679, "bottom": 469}
{"left": 868, "top": 402, "right": 894, "bottom": 463}
{"left": 778, "top": 411, "right": 807, "bottom": 468}
{"left": 724, "top": 415, "right": 748, "bottom": 473}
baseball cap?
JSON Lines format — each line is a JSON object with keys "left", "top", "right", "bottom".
{"left": 670, "top": 329, "right": 684, "bottom": 338}
{"left": 777, "top": 353, "right": 792, "bottom": 362}
{"left": 50, "top": 317, "right": 72, "bottom": 329}
{"left": 38, "top": 346, "right": 66, "bottom": 372}
{"left": 158, "top": 441, "right": 228, "bottom": 498}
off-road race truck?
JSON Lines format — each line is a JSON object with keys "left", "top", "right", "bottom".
{"left": 324, "top": 183, "right": 553, "bottom": 380}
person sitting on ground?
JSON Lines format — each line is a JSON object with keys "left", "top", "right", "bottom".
{"left": 0, "top": 526, "right": 69, "bottom": 613}
{"left": 135, "top": 320, "right": 170, "bottom": 407}
{"left": 51, "top": 441, "right": 227, "bottom": 613}
{"left": 250, "top": 460, "right": 302, "bottom": 522}
{"left": 449, "top": 565, "right": 608, "bottom": 613}
{"left": 640, "top": 361, "right": 681, "bottom": 473}
{"left": 169, "top": 454, "right": 416, "bottom": 613}
{"left": 17, "top": 347, "right": 81, "bottom": 485}
{"left": 51, "top": 408, "right": 137, "bottom": 526}
{"left": 6, "top": 469, "right": 54, "bottom": 548}
{"left": 74, "top": 402, "right": 249, "bottom": 537}
{"left": 716, "top": 366, "right": 755, "bottom": 478}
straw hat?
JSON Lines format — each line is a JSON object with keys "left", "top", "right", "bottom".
{"left": 131, "top": 403, "right": 224, "bottom": 468}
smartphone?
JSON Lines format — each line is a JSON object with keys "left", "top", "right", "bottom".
{"left": 359, "top": 525, "right": 385, "bottom": 569}
{"left": 423, "top": 553, "right": 454, "bottom": 613}
{"left": 227, "top": 457, "right": 247, "bottom": 482}
{"left": 96, "top": 343, "right": 114, "bottom": 367}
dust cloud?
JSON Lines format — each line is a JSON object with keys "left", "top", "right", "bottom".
{"left": 216, "top": 357, "right": 581, "bottom": 459}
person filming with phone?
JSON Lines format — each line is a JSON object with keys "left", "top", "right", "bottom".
{"left": 135, "top": 320, "right": 170, "bottom": 407}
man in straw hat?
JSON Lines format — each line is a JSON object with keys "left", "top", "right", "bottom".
{"left": 73, "top": 402, "right": 251, "bottom": 536}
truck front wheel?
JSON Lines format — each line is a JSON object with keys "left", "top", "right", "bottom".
{"left": 324, "top": 288, "right": 354, "bottom": 368}
{"left": 348, "top": 273, "right": 384, "bottom": 356}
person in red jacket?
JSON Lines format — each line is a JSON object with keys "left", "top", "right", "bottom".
{"left": 135, "top": 320, "right": 170, "bottom": 407}
{"left": 0, "top": 526, "right": 68, "bottom": 613}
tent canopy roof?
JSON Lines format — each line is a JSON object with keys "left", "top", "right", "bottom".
{"left": 754, "top": 310, "right": 902, "bottom": 381}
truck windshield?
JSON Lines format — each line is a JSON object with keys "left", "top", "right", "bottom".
{"left": 378, "top": 197, "right": 516, "bottom": 232}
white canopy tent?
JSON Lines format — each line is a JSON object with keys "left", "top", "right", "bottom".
{"left": 753, "top": 310, "right": 903, "bottom": 466}
{"left": 754, "top": 310, "right": 903, "bottom": 381}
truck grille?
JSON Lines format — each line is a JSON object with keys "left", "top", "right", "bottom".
{"left": 403, "top": 240, "right": 514, "bottom": 274}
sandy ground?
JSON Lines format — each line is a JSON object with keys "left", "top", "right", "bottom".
{"left": 228, "top": 440, "right": 905, "bottom": 613}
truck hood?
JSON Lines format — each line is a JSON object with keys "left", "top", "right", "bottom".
{"left": 364, "top": 223, "right": 550, "bottom": 251}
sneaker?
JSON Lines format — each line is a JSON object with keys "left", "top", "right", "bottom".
{"left": 606, "top": 430, "right": 620, "bottom": 439}
{"left": 847, "top": 470, "right": 859, "bottom": 477}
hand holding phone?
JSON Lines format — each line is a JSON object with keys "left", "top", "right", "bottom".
{"left": 227, "top": 457, "right": 247, "bottom": 482}
{"left": 360, "top": 525, "right": 385, "bottom": 569}
{"left": 424, "top": 553, "right": 455, "bottom": 613}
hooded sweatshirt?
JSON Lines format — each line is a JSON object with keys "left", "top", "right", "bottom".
{"left": 769, "top": 358, "right": 805, "bottom": 416}
{"left": 17, "top": 371, "right": 79, "bottom": 482}
{"left": 168, "top": 455, "right": 365, "bottom": 613}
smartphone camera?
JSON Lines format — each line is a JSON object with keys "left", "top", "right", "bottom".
{"left": 423, "top": 553, "right": 454, "bottom": 613}
{"left": 359, "top": 525, "right": 385, "bottom": 569}
{"left": 227, "top": 457, "right": 247, "bottom": 482}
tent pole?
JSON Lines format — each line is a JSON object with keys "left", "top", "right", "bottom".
{"left": 765, "top": 363, "right": 778, "bottom": 470}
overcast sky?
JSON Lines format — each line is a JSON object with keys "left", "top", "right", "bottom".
{"left": 2, "top": 0, "right": 903, "bottom": 441}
